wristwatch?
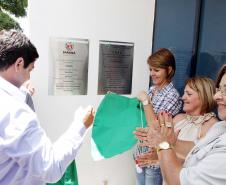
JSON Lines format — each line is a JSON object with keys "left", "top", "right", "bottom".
{"left": 156, "top": 141, "right": 172, "bottom": 153}
{"left": 142, "top": 99, "right": 150, "bottom": 106}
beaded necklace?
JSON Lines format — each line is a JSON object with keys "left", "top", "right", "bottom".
{"left": 186, "top": 112, "right": 216, "bottom": 125}
{"left": 185, "top": 112, "right": 216, "bottom": 139}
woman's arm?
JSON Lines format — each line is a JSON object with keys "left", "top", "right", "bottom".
{"left": 158, "top": 149, "right": 182, "bottom": 185}
{"left": 134, "top": 114, "right": 183, "bottom": 185}
{"left": 174, "top": 140, "right": 195, "bottom": 160}
{"left": 137, "top": 91, "right": 155, "bottom": 126}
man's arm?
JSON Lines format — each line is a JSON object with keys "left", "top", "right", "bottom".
{"left": 4, "top": 104, "right": 94, "bottom": 183}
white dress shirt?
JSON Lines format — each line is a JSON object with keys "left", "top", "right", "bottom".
{"left": 0, "top": 77, "right": 87, "bottom": 185}
{"left": 180, "top": 121, "right": 226, "bottom": 185}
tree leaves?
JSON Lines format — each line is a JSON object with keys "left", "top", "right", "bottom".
{"left": 0, "top": 11, "right": 21, "bottom": 30}
{"left": 0, "top": 0, "right": 27, "bottom": 30}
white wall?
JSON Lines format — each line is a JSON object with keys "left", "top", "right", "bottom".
{"left": 29, "top": 0, "right": 155, "bottom": 184}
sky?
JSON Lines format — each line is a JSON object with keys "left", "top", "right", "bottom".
{"left": 15, "top": 15, "right": 29, "bottom": 36}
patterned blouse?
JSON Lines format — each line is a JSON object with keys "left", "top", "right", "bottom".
{"left": 148, "top": 82, "right": 182, "bottom": 116}
{"left": 134, "top": 82, "right": 182, "bottom": 167}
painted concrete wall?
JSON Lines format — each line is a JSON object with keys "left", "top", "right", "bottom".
{"left": 29, "top": 0, "right": 155, "bottom": 184}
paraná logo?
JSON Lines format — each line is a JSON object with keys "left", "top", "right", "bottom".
{"left": 65, "top": 42, "right": 74, "bottom": 51}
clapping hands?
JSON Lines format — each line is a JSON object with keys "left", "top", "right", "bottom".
{"left": 134, "top": 111, "right": 178, "bottom": 148}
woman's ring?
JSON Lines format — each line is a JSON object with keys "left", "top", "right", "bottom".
{"left": 165, "top": 121, "right": 172, "bottom": 128}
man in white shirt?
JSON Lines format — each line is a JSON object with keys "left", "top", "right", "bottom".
{"left": 0, "top": 30, "right": 94, "bottom": 185}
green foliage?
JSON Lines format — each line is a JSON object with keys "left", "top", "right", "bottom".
{"left": 0, "top": 0, "right": 28, "bottom": 30}
{"left": 0, "top": 11, "right": 21, "bottom": 30}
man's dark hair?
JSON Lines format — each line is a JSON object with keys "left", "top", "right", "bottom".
{"left": 0, "top": 30, "right": 39, "bottom": 70}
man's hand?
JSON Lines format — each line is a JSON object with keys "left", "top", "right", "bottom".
{"left": 83, "top": 106, "right": 95, "bottom": 128}
{"left": 74, "top": 106, "right": 95, "bottom": 129}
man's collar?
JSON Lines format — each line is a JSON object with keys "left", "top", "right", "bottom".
{"left": 0, "top": 76, "right": 26, "bottom": 103}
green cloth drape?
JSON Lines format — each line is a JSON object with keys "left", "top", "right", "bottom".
{"left": 92, "top": 93, "right": 147, "bottom": 159}
{"left": 47, "top": 160, "right": 78, "bottom": 185}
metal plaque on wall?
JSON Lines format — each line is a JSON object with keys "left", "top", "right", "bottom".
{"left": 98, "top": 40, "right": 134, "bottom": 95}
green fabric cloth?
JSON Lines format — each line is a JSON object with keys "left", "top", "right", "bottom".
{"left": 92, "top": 93, "right": 147, "bottom": 158}
{"left": 47, "top": 160, "right": 78, "bottom": 185}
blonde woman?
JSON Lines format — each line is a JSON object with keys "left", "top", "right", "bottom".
{"left": 137, "top": 77, "right": 218, "bottom": 164}
{"left": 173, "top": 77, "right": 218, "bottom": 160}
{"left": 135, "top": 65, "right": 226, "bottom": 185}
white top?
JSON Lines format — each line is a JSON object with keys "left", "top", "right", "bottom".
{"left": 175, "top": 119, "right": 201, "bottom": 141}
{"left": 180, "top": 121, "right": 226, "bottom": 185}
{"left": 174, "top": 113, "right": 215, "bottom": 141}
{"left": 0, "top": 77, "right": 87, "bottom": 185}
